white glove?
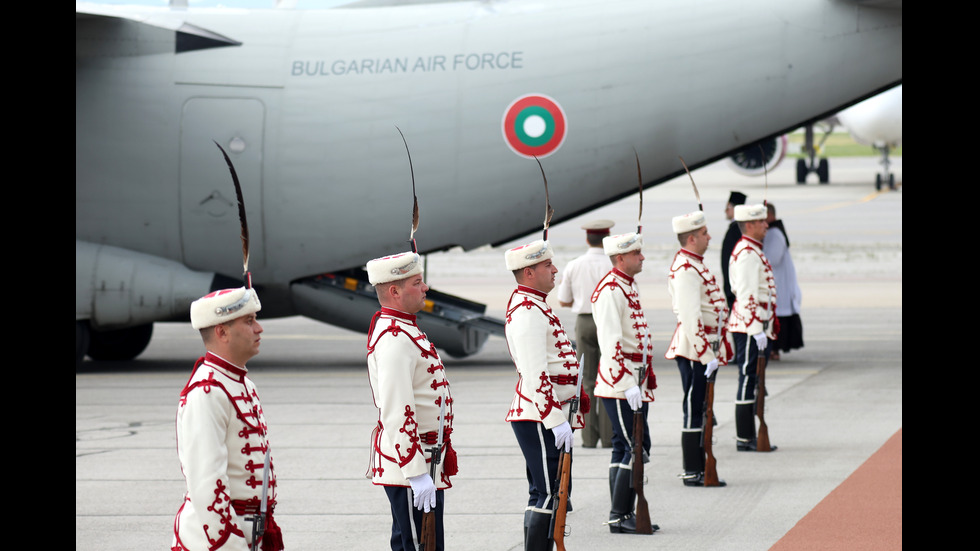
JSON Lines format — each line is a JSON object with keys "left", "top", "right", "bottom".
{"left": 408, "top": 473, "right": 437, "bottom": 512}
{"left": 753, "top": 332, "right": 767, "bottom": 351}
{"left": 624, "top": 385, "right": 642, "bottom": 411}
{"left": 552, "top": 421, "right": 573, "bottom": 452}
{"left": 704, "top": 358, "right": 719, "bottom": 378}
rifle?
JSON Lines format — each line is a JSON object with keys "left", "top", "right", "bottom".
{"left": 632, "top": 336, "right": 653, "bottom": 535}
{"left": 702, "top": 318, "right": 723, "bottom": 486}
{"left": 250, "top": 447, "right": 271, "bottom": 551}
{"left": 420, "top": 398, "right": 446, "bottom": 551}
{"left": 755, "top": 310, "right": 773, "bottom": 452}
{"left": 550, "top": 371, "right": 583, "bottom": 550}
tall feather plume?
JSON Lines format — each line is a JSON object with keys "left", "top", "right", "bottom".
{"left": 760, "top": 144, "right": 769, "bottom": 207}
{"left": 678, "top": 156, "right": 704, "bottom": 212}
{"left": 634, "top": 149, "right": 644, "bottom": 234}
{"left": 395, "top": 126, "right": 420, "bottom": 253}
{"left": 214, "top": 140, "right": 251, "bottom": 288}
{"left": 533, "top": 156, "right": 554, "bottom": 240}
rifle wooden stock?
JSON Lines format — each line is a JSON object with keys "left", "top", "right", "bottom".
{"left": 703, "top": 373, "right": 720, "bottom": 486}
{"left": 632, "top": 410, "right": 653, "bottom": 534}
{"left": 420, "top": 510, "right": 435, "bottom": 551}
{"left": 551, "top": 449, "right": 572, "bottom": 550}
{"left": 420, "top": 446, "right": 439, "bottom": 551}
{"left": 755, "top": 354, "right": 772, "bottom": 452}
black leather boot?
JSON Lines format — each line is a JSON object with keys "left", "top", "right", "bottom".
{"left": 524, "top": 510, "right": 554, "bottom": 551}
{"left": 681, "top": 430, "right": 705, "bottom": 486}
{"left": 607, "top": 465, "right": 660, "bottom": 533}
{"left": 735, "top": 402, "right": 756, "bottom": 451}
{"left": 608, "top": 465, "right": 637, "bottom": 533}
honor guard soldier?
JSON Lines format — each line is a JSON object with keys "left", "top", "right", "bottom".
{"left": 173, "top": 286, "right": 284, "bottom": 551}
{"left": 504, "top": 239, "right": 587, "bottom": 550}
{"left": 365, "top": 252, "right": 457, "bottom": 551}
{"left": 721, "top": 191, "right": 747, "bottom": 307}
{"left": 591, "top": 231, "right": 658, "bottom": 534}
{"left": 727, "top": 204, "right": 778, "bottom": 452}
{"left": 556, "top": 220, "right": 615, "bottom": 449}
{"left": 665, "top": 212, "right": 733, "bottom": 485}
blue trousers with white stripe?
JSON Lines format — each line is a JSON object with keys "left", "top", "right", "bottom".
{"left": 383, "top": 485, "right": 445, "bottom": 551}
{"left": 603, "top": 398, "right": 651, "bottom": 466}
{"left": 676, "top": 357, "right": 707, "bottom": 430}
{"left": 732, "top": 332, "right": 771, "bottom": 403}
{"left": 511, "top": 421, "right": 562, "bottom": 513}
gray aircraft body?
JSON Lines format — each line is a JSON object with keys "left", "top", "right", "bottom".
{"left": 75, "top": 0, "right": 902, "bottom": 363}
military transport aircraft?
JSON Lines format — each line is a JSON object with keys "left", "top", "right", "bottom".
{"left": 75, "top": 0, "right": 902, "bottom": 365}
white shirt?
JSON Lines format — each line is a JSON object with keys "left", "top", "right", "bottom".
{"left": 556, "top": 247, "right": 612, "bottom": 314}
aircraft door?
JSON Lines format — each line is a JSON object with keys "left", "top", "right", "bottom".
{"left": 179, "top": 97, "right": 265, "bottom": 278}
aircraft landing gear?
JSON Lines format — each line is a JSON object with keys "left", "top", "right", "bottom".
{"left": 796, "top": 124, "right": 830, "bottom": 184}
{"left": 873, "top": 145, "right": 897, "bottom": 191}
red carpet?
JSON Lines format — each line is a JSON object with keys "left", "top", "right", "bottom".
{"left": 770, "top": 429, "right": 902, "bottom": 550}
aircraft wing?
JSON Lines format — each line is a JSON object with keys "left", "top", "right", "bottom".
{"left": 76, "top": 2, "right": 241, "bottom": 54}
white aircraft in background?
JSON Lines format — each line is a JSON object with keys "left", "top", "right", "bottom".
{"left": 726, "top": 84, "right": 902, "bottom": 188}
{"left": 76, "top": 0, "right": 902, "bottom": 365}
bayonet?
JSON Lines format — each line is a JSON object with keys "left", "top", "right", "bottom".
{"left": 250, "top": 447, "right": 271, "bottom": 551}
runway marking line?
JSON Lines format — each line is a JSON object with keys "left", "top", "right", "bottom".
{"left": 808, "top": 190, "right": 888, "bottom": 213}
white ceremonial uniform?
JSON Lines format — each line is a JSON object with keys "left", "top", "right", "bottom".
{"left": 592, "top": 268, "right": 656, "bottom": 401}
{"left": 505, "top": 285, "right": 585, "bottom": 430}
{"left": 556, "top": 248, "right": 611, "bottom": 315}
{"left": 366, "top": 307, "right": 456, "bottom": 489}
{"left": 665, "top": 248, "right": 732, "bottom": 364}
{"left": 727, "top": 236, "right": 777, "bottom": 339}
{"left": 173, "top": 352, "right": 278, "bottom": 551}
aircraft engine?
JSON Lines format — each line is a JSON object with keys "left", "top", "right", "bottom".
{"left": 725, "top": 135, "right": 788, "bottom": 177}
{"left": 76, "top": 241, "right": 215, "bottom": 364}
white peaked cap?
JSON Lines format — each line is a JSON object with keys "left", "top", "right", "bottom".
{"left": 366, "top": 251, "right": 424, "bottom": 285}
{"left": 505, "top": 239, "right": 554, "bottom": 271}
{"left": 734, "top": 203, "right": 767, "bottom": 222}
{"left": 190, "top": 287, "right": 262, "bottom": 329}
{"left": 672, "top": 211, "right": 707, "bottom": 234}
{"left": 603, "top": 232, "right": 643, "bottom": 256}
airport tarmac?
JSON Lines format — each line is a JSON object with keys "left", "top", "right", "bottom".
{"left": 76, "top": 156, "right": 901, "bottom": 550}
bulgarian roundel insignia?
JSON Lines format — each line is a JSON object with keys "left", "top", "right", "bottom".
{"left": 502, "top": 94, "right": 567, "bottom": 159}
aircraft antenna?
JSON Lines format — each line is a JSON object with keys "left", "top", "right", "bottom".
{"left": 214, "top": 140, "right": 251, "bottom": 288}
{"left": 395, "top": 126, "right": 420, "bottom": 254}
{"left": 634, "top": 149, "right": 644, "bottom": 234}
{"left": 678, "top": 156, "right": 704, "bottom": 212}
{"left": 533, "top": 156, "right": 554, "bottom": 241}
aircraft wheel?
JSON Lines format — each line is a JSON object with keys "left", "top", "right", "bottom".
{"left": 875, "top": 174, "right": 882, "bottom": 190}
{"left": 76, "top": 320, "right": 91, "bottom": 369}
{"left": 888, "top": 174, "right": 896, "bottom": 190}
{"left": 795, "top": 159, "right": 807, "bottom": 184}
{"left": 817, "top": 158, "right": 829, "bottom": 184}
{"left": 87, "top": 324, "right": 154, "bottom": 361}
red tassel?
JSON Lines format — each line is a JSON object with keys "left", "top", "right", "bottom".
{"left": 647, "top": 370, "right": 658, "bottom": 390}
{"left": 579, "top": 390, "right": 591, "bottom": 414}
{"left": 442, "top": 441, "right": 459, "bottom": 476}
{"left": 260, "top": 514, "right": 284, "bottom": 551}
